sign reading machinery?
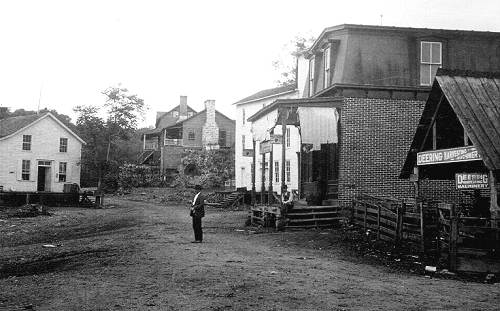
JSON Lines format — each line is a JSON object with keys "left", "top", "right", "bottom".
{"left": 417, "top": 146, "right": 482, "bottom": 166}
{"left": 455, "top": 173, "right": 489, "bottom": 189}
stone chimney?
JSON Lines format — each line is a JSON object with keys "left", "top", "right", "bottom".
{"left": 202, "top": 99, "right": 219, "bottom": 150}
{"left": 179, "top": 95, "right": 188, "bottom": 117}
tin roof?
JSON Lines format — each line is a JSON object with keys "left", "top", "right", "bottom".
{"left": 400, "top": 69, "right": 500, "bottom": 178}
{"left": 233, "top": 85, "right": 297, "bottom": 105}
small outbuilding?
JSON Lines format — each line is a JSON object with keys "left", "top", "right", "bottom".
{"left": 400, "top": 69, "right": 500, "bottom": 272}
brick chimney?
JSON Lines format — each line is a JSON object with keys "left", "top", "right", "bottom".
{"left": 202, "top": 99, "right": 219, "bottom": 150}
{"left": 179, "top": 95, "right": 188, "bottom": 117}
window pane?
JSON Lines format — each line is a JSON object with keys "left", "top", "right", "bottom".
{"left": 420, "top": 64, "right": 431, "bottom": 85}
{"left": 421, "top": 42, "right": 431, "bottom": 63}
{"left": 430, "top": 64, "right": 441, "bottom": 83}
{"left": 431, "top": 43, "right": 441, "bottom": 64}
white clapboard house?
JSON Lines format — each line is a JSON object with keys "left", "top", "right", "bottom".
{"left": 0, "top": 112, "right": 85, "bottom": 192}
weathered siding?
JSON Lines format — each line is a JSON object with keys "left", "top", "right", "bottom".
{"left": 0, "top": 116, "right": 82, "bottom": 192}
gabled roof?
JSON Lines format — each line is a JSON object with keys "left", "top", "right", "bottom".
{"left": 400, "top": 69, "right": 500, "bottom": 178}
{"left": 155, "top": 104, "right": 197, "bottom": 127}
{"left": 165, "top": 109, "right": 235, "bottom": 130}
{"left": 0, "top": 112, "right": 85, "bottom": 144}
{"left": 233, "top": 85, "right": 297, "bottom": 105}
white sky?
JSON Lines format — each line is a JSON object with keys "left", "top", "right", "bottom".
{"left": 1, "top": 0, "right": 499, "bottom": 127}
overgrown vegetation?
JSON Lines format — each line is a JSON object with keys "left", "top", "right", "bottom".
{"left": 118, "top": 164, "right": 163, "bottom": 190}
{"left": 174, "top": 149, "right": 235, "bottom": 188}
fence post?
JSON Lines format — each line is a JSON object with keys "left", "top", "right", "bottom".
{"left": 396, "top": 203, "right": 404, "bottom": 246}
{"left": 435, "top": 202, "right": 441, "bottom": 256}
{"left": 419, "top": 202, "right": 425, "bottom": 253}
{"left": 363, "top": 202, "right": 367, "bottom": 231}
{"left": 449, "top": 204, "right": 458, "bottom": 272}
{"left": 377, "top": 204, "right": 381, "bottom": 240}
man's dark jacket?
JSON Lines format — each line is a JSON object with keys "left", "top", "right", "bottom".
{"left": 190, "top": 192, "right": 205, "bottom": 218}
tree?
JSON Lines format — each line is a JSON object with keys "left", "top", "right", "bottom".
{"left": 273, "top": 35, "right": 316, "bottom": 87}
{"left": 74, "top": 86, "right": 146, "bottom": 190}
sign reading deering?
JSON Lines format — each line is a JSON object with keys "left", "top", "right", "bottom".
{"left": 417, "top": 146, "right": 481, "bottom": 166}
{"left": 455, "top": 173, "right": 489, "bottom": 189}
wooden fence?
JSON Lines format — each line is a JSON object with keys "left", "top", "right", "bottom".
{"left": 437, "top": 203, "right": 500, "bottom": 272}
{"left": 352, "top": 195, "right": 436, "bottom": 251}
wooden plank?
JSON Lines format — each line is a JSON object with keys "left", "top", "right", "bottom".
{"left": 442, "top": 76, "right": 499, "bottom": 166}
{"left": 379, "top": 217, "right": 397, "bottom": 228}
{"left": 379, "top": 225, "right": 396, "bottom": 237}
{"left": 466, "top": 77, "right": 500, "bottom": 156}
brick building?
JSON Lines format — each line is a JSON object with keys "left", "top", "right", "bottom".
{"left": 139, "top": 96, "right": 235, "bottom": 174}
{"left": 246, "top": 24, "right": 500, "bottom": 208}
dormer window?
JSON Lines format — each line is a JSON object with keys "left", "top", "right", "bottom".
{"left": 420, "top": 41, "right": 442, "bottom": 86}
{"left": 323, "top": 46, "right": 331, "bottom": 88}
{"left": 309, "top": 56, "right": 315, "bottom": 96}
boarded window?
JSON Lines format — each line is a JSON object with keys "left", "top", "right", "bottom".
{"left": 22, "top": 160, "right": 30, "bottom": 180}
{"left": 323, "top": 46, "right": 331, "bottom": 88}
{"left": 22, "top": 135, "right": 31, "bottom": 151}
{"left": 59, "top": 138, "right": 68, "bottom": 152}
{"left": 309, "top": 57, "right": 315, "bottom": 96}
{"left": 219, "top": 129, "right": 227, "bottom": 147}
{"left": 59, "top": 162, "right": 67, "bottom": 182}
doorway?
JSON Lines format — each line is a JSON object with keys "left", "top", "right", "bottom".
{"left": 37, "top": 161, "right": 52, "bottom": 192}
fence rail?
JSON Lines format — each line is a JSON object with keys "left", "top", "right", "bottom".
{"left": 352, "top": 195, "right": 436, "bottom": 252}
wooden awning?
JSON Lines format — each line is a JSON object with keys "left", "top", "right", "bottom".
{"left": 401, "top": 69, "right": 500, "bottom": 178}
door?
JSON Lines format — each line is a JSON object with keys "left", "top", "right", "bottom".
{"left": 37, "top": 166, "right": 45, "bottom": 191}
{"left": 37, "top": 161, "right": 52, "bottom": 192}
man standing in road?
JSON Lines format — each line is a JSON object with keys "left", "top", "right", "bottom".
{"left": 190, "top": 184, "right": 205, "bottom": 243}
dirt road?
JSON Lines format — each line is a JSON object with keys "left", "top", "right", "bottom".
{"left": 1, "top": 199, "right": 499, "bottom": 310}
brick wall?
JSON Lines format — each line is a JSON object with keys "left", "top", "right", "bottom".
{"left": 338, "top": 97, "right": 424, "bottom": 207}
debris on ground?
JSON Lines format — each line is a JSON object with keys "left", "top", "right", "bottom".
{"left": 425, "top": 266, "right": 437, "bottom": 273}
{"left": 485, "top": 273, "right": 496, "bottom": 283}
{"left": 9, "top": 204, "right": 51, "bottom": 218}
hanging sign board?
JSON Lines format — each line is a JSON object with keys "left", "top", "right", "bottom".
{"left": 242, "top": 149, "right": 254, "bottom": 157}
{"left": 455, "top": 173, "right": 489, "bottom": 189}
{"left": 259, "top": 140, "right": 272, "bottom": 154}
{"left": 417, "top": 146, "right": 482, "bottom": 166}
{"left": 270, "top": 134, "right": 283, "bottom": 144}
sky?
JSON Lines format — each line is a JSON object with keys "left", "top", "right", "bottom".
{"left": 1, "top": 0, "right": 499, "bottom": 127}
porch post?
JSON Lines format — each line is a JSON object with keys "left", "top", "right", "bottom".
{"left": 143, "top": 134, "right": 146, "bottom": 150}
{"left": 268, "top": 145, "right": 273, "bottom": 205}
{"left": 251, "top": 139, "right": 256, "bottom": 206}
{"left": 281, "top": 109, "right": 286, "bottom": 200}
{"left": 298, "top": 127, "right": 302, "bottom": 199}
{"left": 261, "top": 152, "right": 265, "bottom": 204}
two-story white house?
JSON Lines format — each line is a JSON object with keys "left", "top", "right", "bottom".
{"left": 233, "top": 85, "right": 301, "bottom": 195}
{"left": 0, "top": 112, "right": 85, "bottom": 192}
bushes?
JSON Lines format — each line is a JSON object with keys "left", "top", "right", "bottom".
{"left": 178, "top": 149, "right": 234, "bottom": 188}
{"left": 118, "top": 163, "right": 163, "bottom": 190}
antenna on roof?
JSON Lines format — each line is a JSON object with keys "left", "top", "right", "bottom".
{"left": 380, "top": 14, "right": 383, "bottom": 26}
{"left": 37, "top": 82, "right": 43, "bottom": 114}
